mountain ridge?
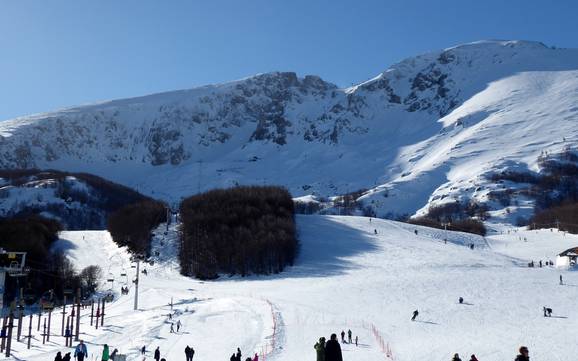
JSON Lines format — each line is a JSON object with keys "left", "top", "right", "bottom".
{"left": 1, "top": 39, "right": 577, "bottom": 221}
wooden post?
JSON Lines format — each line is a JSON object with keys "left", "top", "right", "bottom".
{"left": 65, "top": 316, "right": 71, "bottom": 347}
{"left": 101, "top": 298, "right": 105, "bottom": 327}
{"left": 42, "top": 318, "right": 46, "bottom": 344}
{"left": 61, "top": 295, "right": 67, "bottom": 336}
{"left": 90, "top": 300, "right": 94, "bottom": 326}
{"left": 27, "top": 314, "right": 32, "bottom": 349}
{"left": 46, "top": 308, "right": 52, "bottom": 342}
{"left": 69, "top": 316, "right": 73, "bottom": 347}
{"left": 16, "top": 306, "right": 23, "bottom": 341}
{"left": 1, "top": 315, "right": 7, "bottom": 352}
{"left": 37, "top": 306, "right": 41, "bottom": 331}
{"left": 134, "top": 259, "right": 140, "bottom": 310}
{"left": 5, "top": 311, "right": 14, "bottom": 357}
{"left": 74, "top": 288, "right": 80, "bottom": 341}
{"left": 95, "top": 303, "right": 100, "bottom": 330}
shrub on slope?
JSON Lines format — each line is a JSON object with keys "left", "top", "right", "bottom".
{"left": 179, "top": 186, "right": 298, "bottom": 279}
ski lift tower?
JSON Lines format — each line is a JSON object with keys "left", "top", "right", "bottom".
{"left": 0, "top": 248, "right": 28, "bottom": 310}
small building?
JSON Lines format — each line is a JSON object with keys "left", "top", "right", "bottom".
{"left": 556, "top": 247, "right": 578, "bottom": 268}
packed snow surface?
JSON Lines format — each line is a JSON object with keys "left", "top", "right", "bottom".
{"left": 8, "top": 215, "right": 578, "bottom": 361}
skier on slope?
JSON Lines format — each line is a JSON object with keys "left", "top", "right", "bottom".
{"left": 141, "top": 346, "right": 146, "bottom": 355}
{"left": 177, "top": 319, "right": 182, "bottom": 332}
{"left": 459, "top": 297, "right": 464, "bottom": 304}
{"left": 514, "top": 346, "right": 530, "bottom": 361}
{"left": 340, "top": 330, "right": 345, "bottom": 343}
{"left": 314, "top": 336, "right": 326, "bottom": 361}
{"left": 355, "top": 335, "right": 358, "bottom": 347}
{"left": 411, "top": 309, "right": 419, "bottom": 321}
{"left": 325, "top": 334, "right": 343, "bottom": 361}
{"left": 347, "top": 329, "right": 352, "bottom": 343}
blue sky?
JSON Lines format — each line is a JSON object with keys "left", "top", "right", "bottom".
{"left": 1, "top": 0, "right": 577, "bottom": 120}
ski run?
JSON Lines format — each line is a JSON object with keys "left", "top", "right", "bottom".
{"left": 6, "top": 214, "right": 578, "bottom": 361}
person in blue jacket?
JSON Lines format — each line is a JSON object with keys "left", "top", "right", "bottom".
{"left": 74, "top": 340, "right": 88, "bottom": 361}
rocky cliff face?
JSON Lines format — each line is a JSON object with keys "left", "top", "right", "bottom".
{"left": 1, "top": 40, "right": 577, "bottom": 220}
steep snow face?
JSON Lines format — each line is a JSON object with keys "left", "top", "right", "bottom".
{"left": 1, "top": 40, "right": 578, "bottom": 217}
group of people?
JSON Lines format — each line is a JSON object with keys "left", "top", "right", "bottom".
{"left": 54, "top": 340, "right": 119, "bottom": 361}
{"left": 120, "top": 286, "right": 130, "bottom": 295}
{"left": 170, "top": 319, "right": 183, "bottom": 333}
{"left": 451, "top": 346, "right": 529, "bottom": 361}
{"left": 452, "top": 353, "right": 478, "bottom": 361}
{"left": 229, "top": 347, "right": 259, "bottom": 361}
{"left": 528, "top": 259, "right": 553, "bottom": 268}
{"left": 339, "top": 329, "right": 357, "bottom": 346}
{"left": 314, "top": 333, "right": 344, "bottom": 361}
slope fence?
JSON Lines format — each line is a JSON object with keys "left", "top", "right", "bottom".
{"left": 362, "top": 321, "right": 395, "bottom": 360}
{"left": 257, "top": 299, "right": 283, "bottom": 361}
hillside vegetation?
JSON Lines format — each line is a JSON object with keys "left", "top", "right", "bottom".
{"left": 107, "top": 200, "right": 167, "bottom": 255}
{"left": 179, "top": 186, "right": 298, "bottom": 279}
{"left": 0, "top": 169, "right": 152, "bottom": 229}
{"left": 0, "top": 216, "right": 100, "bottom": 304}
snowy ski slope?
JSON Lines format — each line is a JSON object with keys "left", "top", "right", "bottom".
{"left": 7, "top": 215, "right": 578, "bottom": 361}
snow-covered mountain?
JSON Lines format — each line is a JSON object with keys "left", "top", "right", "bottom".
{"left": 0, "top": 169, "right": 151, "bottom": 229}
{"left": 1, "top": 40, "right": 577, "bottom": 219}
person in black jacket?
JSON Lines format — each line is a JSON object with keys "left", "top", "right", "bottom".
{"left": 154, "top": 347, "right": 161, "bottom": 361}
{"left": 325, "top": 333, "right": 343, "bottom": 361}
{"left": 515, "top": 346, "right": 529, "bottom": 361}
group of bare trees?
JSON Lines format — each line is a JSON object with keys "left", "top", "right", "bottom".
{"left": 179, "top": 186, "right": 298, "bottom": 279}
{"left": 107, "top": 200, "right": 167, "bottom": 255}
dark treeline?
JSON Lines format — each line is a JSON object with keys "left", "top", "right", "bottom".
{"left": 179, "top": 186, "right": 298, "bottom": 279}
{"left": 0, "top": 216, "right": 101, "bottom": 304}
{"left": 529, "top": 202, "right": 578, "bottom": 234}
{"left": 408, "top": 201, "right": 488, "bottom": 236}
{"left": 409, "top": 216, "right": 487, "bottom": 236}
{"left": 107, "top": 200, "right": 167, "bottom": 255}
